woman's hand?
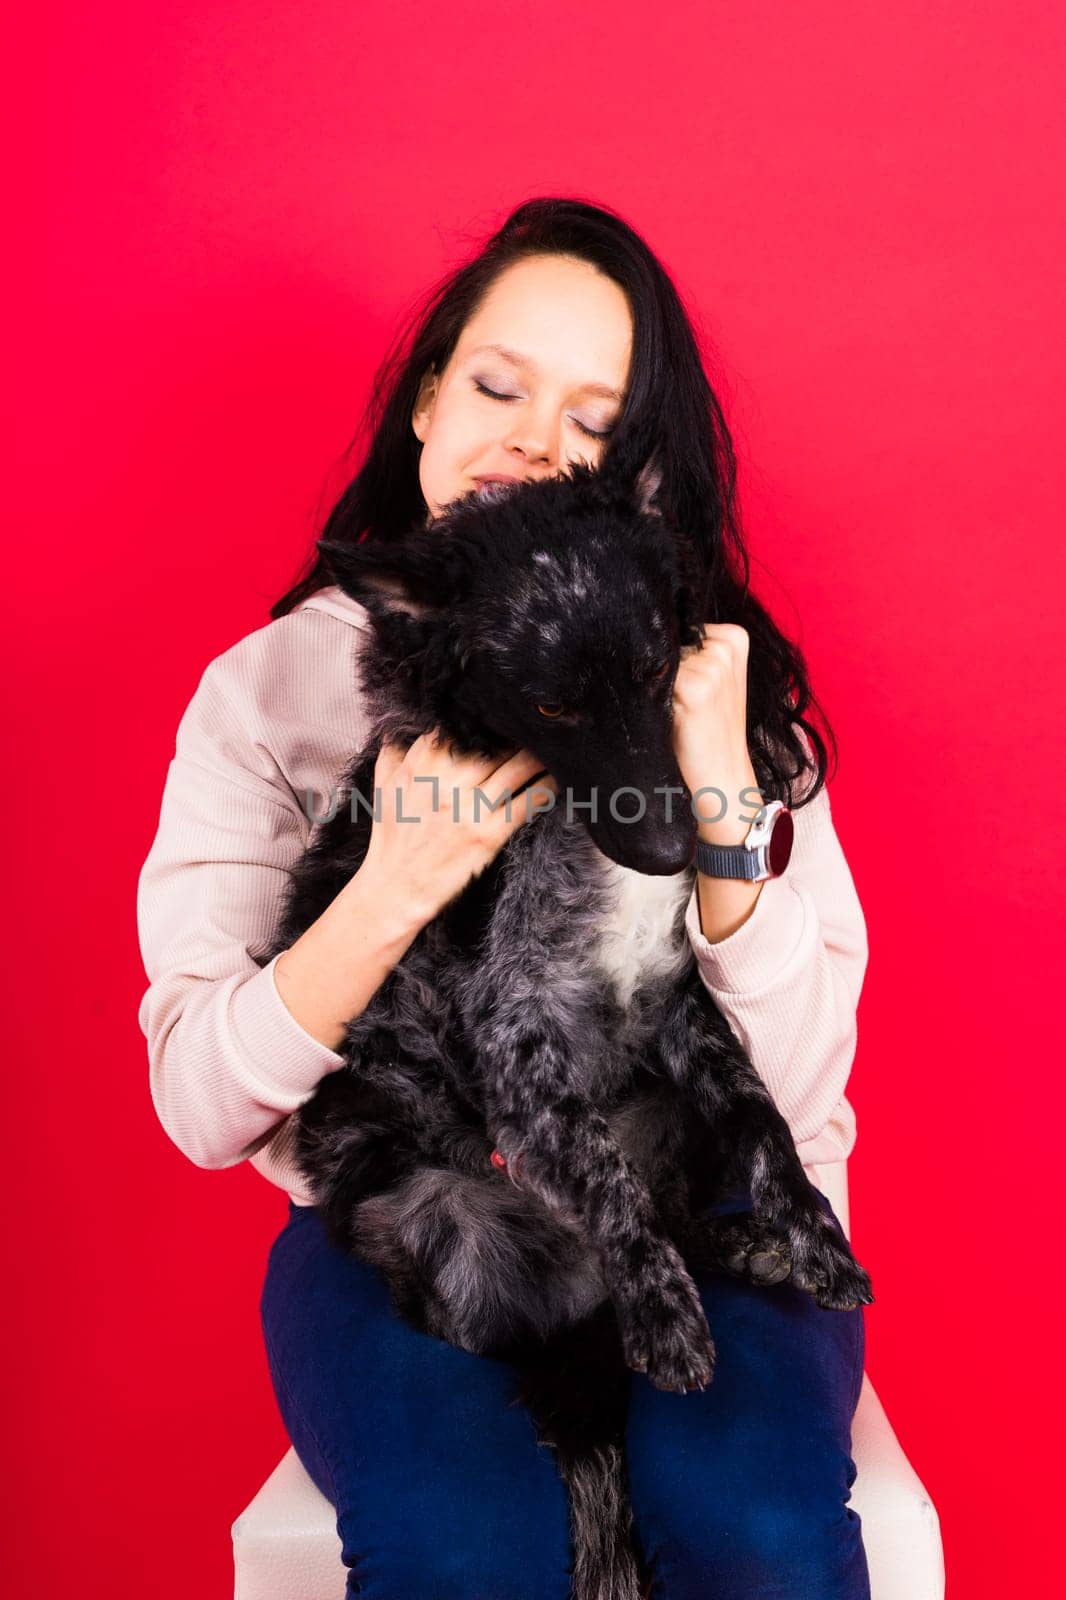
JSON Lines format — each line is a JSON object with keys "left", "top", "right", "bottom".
{"left": 360, "top": 731, "right": 560, "bottom": 930}
{"left": 672, "top": 623, "right": 763, "bottom": 847}
{"left": 275, "top": 733, "right": 557, "bottom": 1053}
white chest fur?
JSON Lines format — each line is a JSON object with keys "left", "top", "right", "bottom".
{"left": 590, "top": 856, "right": 695, "bottom": 1011}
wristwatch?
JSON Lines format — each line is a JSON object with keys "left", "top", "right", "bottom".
{"left": 693, "top": 800, "right": 794, "bottom": 882}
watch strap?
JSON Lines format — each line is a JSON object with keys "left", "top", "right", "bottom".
{"left": 694, "top": 840, "right": 765, "bottom": 880}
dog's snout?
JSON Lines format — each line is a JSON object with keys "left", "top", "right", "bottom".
{"left": 596, "top": 830, "right": 694, "bottom": 877}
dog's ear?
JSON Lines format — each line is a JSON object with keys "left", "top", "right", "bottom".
{"left": 316, "top": 536, "right": 460, "bottom": 620}
{"left": 635, "top": 455, "right": 664, "bottom": 517}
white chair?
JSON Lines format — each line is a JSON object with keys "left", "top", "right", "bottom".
{"left": 233, "top": 1163, "right": 945, "bottom": 1599}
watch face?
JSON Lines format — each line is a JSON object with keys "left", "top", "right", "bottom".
{"left": 768, "top": 808, "right": 795, "bottom": 875}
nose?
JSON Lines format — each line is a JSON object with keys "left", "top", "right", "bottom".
{"left": 504, "top": 402, "right": 559, "bottom": 470}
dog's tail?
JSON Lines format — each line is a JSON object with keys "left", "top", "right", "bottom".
{"left": 510, "top": 1303, "right": 649, "bottom": 1600}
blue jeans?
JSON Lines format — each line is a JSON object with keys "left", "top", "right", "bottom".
{"left": 260, "top": 1187, "right": 868, "bottom": 1599}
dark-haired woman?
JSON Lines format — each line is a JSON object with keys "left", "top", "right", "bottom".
{"left": 137, "top": 199, "right": 870, "bottom": 1599}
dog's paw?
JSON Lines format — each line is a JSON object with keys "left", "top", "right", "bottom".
{"left": 619, "top": 1272, "right": 716, "bottom": 1394}
{"left": 704, "top": 1216, "right": 793, "bottom": 1286}
{"left": 791, "top": 1222, "right": 874, "bottom": 1310}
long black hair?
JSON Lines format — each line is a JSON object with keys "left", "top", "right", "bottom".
{"left": 271, "top": 197, "right": 837, "bottom": 807}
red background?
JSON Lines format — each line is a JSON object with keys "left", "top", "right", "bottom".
{"left": 6, "top": 3, "right": 1065, "bottom": 1595}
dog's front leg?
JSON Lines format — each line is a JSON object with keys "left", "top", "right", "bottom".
{"left": 465, "top": 821, "right": 716, "bottom": 1390}
{"left": 658, "top": 976, "right": 874, "bottom": 1311}
{"left": 486, "top": 1056, "right": 716, "bottom": 1394}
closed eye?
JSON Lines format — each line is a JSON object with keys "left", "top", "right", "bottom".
{"left": 473, "top": 380, "right": 614, "bottom": 441}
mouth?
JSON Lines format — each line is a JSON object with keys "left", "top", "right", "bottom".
{"left": 473, "top": 474, "right": 524, "bottom": 503}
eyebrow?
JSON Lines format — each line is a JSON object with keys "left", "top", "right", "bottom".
{"left": 467, "top": 343, "right": 625, "bottom": 404}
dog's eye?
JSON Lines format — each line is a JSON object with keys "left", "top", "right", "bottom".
{"left": 650, "top": 660, "right": 671, "bottom": 682}
{"left": 536, "top": 703, "right": 567, "bottom": 719}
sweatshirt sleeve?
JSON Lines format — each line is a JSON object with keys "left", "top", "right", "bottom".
{"left": 136, "top": 629, "right": 350, "bottom": 1171}
{"left": 682, "top": 749, "right": 868, "bottom": 1167}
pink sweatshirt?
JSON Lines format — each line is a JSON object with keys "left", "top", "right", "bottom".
{"left": 136, "top": 585, "right": 868, "bottom": 1206}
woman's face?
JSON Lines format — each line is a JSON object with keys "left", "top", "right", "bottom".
{"left": 411, "top": 253, "right": 633, "bottom": 521}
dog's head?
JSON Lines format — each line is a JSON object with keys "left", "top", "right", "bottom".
{"left": 318, "top": 459, "right": 707, "bottom": 875}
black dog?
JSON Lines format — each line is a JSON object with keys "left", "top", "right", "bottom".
{"left": 268, "top": 461, "right": 873, "bottom": 1600}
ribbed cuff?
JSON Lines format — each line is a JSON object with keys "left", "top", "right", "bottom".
{"left": 684, "top": 872, "right": 807, "bottom": 996}
{"left": 226, "top": 952, "right": 346, "bottom": 1105}
{"left": 795, "top": 1126, "right": 854, "bottom": 1168}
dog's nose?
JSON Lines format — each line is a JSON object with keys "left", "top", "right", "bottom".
{"left": 599, "top": 833, "right": 694, "bottom": 876}
{"left": 638, "top": 840, "right": 694, "bottom": 876}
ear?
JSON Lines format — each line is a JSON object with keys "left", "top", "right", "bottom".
{"left": 411, "top": 365, "right": 438, "bottom": 444}
{"left": 317, "top": 536, "right": 455, "bottom": 620}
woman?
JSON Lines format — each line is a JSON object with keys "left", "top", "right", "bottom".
{"left": 137, "top": 197, "right": 870, "bottom": 1598}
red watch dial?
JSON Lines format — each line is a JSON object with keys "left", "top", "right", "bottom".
{"left": 768, "top": 808, "right": 795, "bottom": 875}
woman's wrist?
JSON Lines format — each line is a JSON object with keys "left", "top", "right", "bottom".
{"left": 339, "top": 855, "right": 434, "bottom": 945}
{"left": 692, "top": 778, "right": 766, "bottom": 943}
{"left": 693, "top": 870, "right": 766, "bottom": 945}
{"left": 273, "top": 861, "right": 427, "bottom": 1052}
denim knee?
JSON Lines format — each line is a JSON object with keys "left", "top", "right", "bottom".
{"left": 648, "top": 1464, "right": 867, "bottom": 1600}
{"left": 353, "top": 1524, "right": 573, "bottom": 1600}
{"left": 260, "top": 1205, "right": 574, "bottom": 1600}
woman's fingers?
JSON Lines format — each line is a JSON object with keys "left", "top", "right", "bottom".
{"left": 373, "top": 739, "right": 408, "bottom": 787}
{"left": 376, "top": 729, "right": 557, "bottom": 832}
{"left": 482, "top": 751, "right": 558, "bottom": 817}
{"left": 408, "top": 729, "right": 547, "bottom": 791}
